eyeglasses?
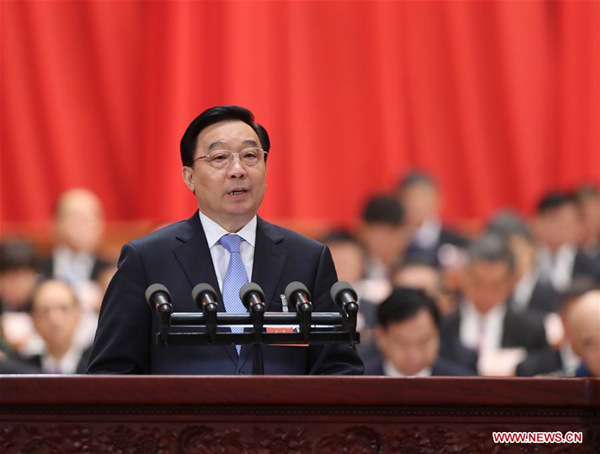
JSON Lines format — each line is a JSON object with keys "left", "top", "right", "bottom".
{"left": 192, "top": 147, "right": 268, "bottom": 169}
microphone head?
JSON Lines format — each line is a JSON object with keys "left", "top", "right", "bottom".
{"left": 145, "top": 283, "right": 171, "bottom": 307}
{"left": 239, "top": 282, "right": 265, "bottom": 309}
{"left": 284, "top": 281, "right": 311, "bottom": 304}
{"left": 191, "top": 283, "right": 218, "bottom": 303}
{"left": 330, "top": 281, "right": 358, "bottom": 306}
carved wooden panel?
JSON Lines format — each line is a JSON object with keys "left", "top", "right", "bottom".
{"left": 1, "top": 377, "right": 598, "bottom": 453}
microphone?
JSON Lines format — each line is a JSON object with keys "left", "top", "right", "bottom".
{"left": 330, "top": 281, "right": 359, "bottom": 314}
{"left": 284, "top": 282, "right": 312, "bottom": 314}
{"left": 191, "top": 283, "right": 219, "bottom": 315}
{"left": 145, "top": 284, "right": 173, "bottom": 315}
{"left": 240, "top": 282, "right": 266, "bottom": 313}
{"left": 191, "top": 283, "right": 219, "bottom": 342}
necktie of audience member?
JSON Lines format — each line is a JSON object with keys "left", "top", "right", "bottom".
{"left": 219, "top": 234, "right": 249, "bottom": 355}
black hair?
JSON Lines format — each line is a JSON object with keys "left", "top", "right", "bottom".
{"left": 390, "top": 254, "right": 438, "bottom": 279}
{"left": 486, "top": 210, "right": 533, "bottom": 241}
{"left": 321, "top": 228, "right": 361, "bottom": 246}
{"left": 179, "top": 105, "right": 271, "bottom": 167}
{"left": 536, "top": 191, "right": 576, "bottom": 215}
{"left": 361, "top": 194, "right": 404, "bottom": 226}
{"left": 0, "top": 240, "right": 38, "bottom": 272}
{"left": 377, "top": 287, "right": 441, "bottom": 329}
{"left": 468, "top": 234, "right": 516, "bottom": 274}
{"left": 29, "top": 278, "right": 79, "bottom": 314}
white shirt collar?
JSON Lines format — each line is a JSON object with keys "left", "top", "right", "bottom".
{"left": 460, "top": 300, "right": 507, "bottom": 352}
{"left": 41, "top": 343, "right": 83, "bottom": 374}
{"left": 198, "top": 211, "right": 257, "bottom": 248}
{"left": 383, "top": 360, "right": 432, "bottom": 377}
{"left": 413, "top": 218, "right": 442, "bottom": 249}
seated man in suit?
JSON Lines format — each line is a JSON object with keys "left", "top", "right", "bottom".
{"left": 88, "top": 105, "right": 363, "bottom": 375}
{"left": 364, "top": 287, "right": 472, "bottom": 376}
{"left": 26, "top": 279, "right": 92, "bottom": 374}
{"left": 534, "top": 191, "right": 598, "bottom": 292}
{"left": 358, "top": 194, "right": 406, "bottom": 281}
{"left": 396, "top": 171, "right": 469, "bottom": 269}
{"left": 486, "top": 211, "right": 560, "bottom": 315}
{"left": 516, "top": 278, "right": 598, "bottom": 377}
{"left": 42, "top": 188, "right": 108, "bottom": 289}
{"left": 439, "top": 235, "right": 548, "bottom": 375}
{"left": 567, "top": 290, "right": 600, "bottom": 377}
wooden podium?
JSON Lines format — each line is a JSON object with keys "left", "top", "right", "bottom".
{"left": 1, "top": 376, "right": 598, "bottom": 453}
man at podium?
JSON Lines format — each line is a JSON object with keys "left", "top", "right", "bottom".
{"left": 87, "top": 105, "right": 364, "bottom": 375}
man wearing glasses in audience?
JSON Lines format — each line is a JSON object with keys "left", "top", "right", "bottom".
{"left": 88, "top": 105, "right": 363, "bottom": 376}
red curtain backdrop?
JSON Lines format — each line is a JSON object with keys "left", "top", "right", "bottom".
{"left": 1, "top": 1, "right": 598, "bottom": 229}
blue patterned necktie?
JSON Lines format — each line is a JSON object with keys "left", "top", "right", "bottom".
{"left": 220, "top": 234, "right": 249, "bottom": 355}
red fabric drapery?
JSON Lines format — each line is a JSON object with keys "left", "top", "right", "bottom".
{"left": 1, "top": 1, "right": 598, "bottom": 228}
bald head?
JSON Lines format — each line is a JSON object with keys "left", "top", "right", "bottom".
{"left": 55, "top": 188, "right": 104, "bottom": 252}
{"left": 567, "top": 291, "right": 600, "bottom": 376}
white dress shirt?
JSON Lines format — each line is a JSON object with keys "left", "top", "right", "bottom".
{"left": 198, "top": 211, "right": 256, "bottom": 291}
{"left": 413, "top": 218, "right": 442, "bottom": 249}
{"left": 537, "top": 244, "right": 577, "bottom": 292}
{"left": 53, "top": 245, "right": 95, "bottom": 287}
{"left": 40, "top": 344, "right": 84, "bottom": 374}
{"left": 512, "top": 269, "right": 539, "bottom": 311}
{"left": 459, "top": 301, "right": 507, "bottom": 354}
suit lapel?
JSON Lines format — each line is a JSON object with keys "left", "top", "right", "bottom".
{"left": 251, "top": 217, "right": 288, "bottom": 310}
{"left": 238, "top": 217, "right": 289, "bottom": 370}
{"left": 173, "top": 212, "right": 223, "bottom": 307}
{"left": 173, "top": 212, "right": 238, "bottom": 364}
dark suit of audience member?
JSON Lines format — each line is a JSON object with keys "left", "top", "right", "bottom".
{"left": 515, "top": 349, "right": 564, "bottom": 377}
{"left": 440, "top": 304, "right": 547, "bottom": 373}
{"left": 439, "top": 235, "right": 548, "bottom": 375}
{"left": 88, "top": 106, "right": 363, "bottom": 376}
{"left": 364, "top": 349, "right": 473, "bottom": 376}
{"left": 364, "top": 287, "right": 476, "bottom": 377}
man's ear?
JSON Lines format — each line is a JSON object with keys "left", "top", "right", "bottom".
{"left": 181, "top": 167, "right": 195, "bottom": 193}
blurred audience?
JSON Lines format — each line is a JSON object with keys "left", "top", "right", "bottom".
{"left": 439, "top": 235, "right": 548, "bottom": 375}
{"left": 567, "top": 290, "right": 600, "bottom": 377}
{"left": 23, "top": 279, "right": 92, "bottom": 374}
{"left": 0, "top": 239, "right": 43, "bottom": 355}
{"left": 364, "top": 287, "right": 472, "bottom": 376}
{"left": 516, "top": 278, "right": 599, "bottom": 377}
{"left": 42, "top": 188, "right": 108, "bottom": 294}
{"left": 357, "top": 194, "right": 406, "bottom": 281}
{"left": 390, "top": 256, "right": 454, "bottom": 315}
{"left": 396, "top": 171, "right": 469, "bottom": 269}
{"left": 575, "top": 183, "right": 600, "bottom": 264}
{"left": 486, "top": 211, "right": 560, "bottom": 315}
{"left": 534, "top": 191, "right": 597, "bottom": 292}
{"left": 3, "top": 178, "right": 599, "bottom": 379}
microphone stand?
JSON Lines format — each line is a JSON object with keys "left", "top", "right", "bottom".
{"left": 250, "top": 303, "right": 265, "bottom": 375}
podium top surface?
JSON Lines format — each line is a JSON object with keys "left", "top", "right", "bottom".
{"left": 1, "top": 375, "right": 598, "bottom": 407}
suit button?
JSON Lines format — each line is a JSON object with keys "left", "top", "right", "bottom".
{"left": 236, "top": 371, "right": 244, "bottom": 375}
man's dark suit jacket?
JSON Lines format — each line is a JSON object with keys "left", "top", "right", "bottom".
{"left": 87, "top": 212, "right": 364, "bottom": 375}
{"left": 439, "top": 304, "right": 548, "bottom": 372}
{"left": 515, "top": 349, "right": 563, "bottom": 377}
{"left": 363, "top": 349, "right": 474, "bottom": 376}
